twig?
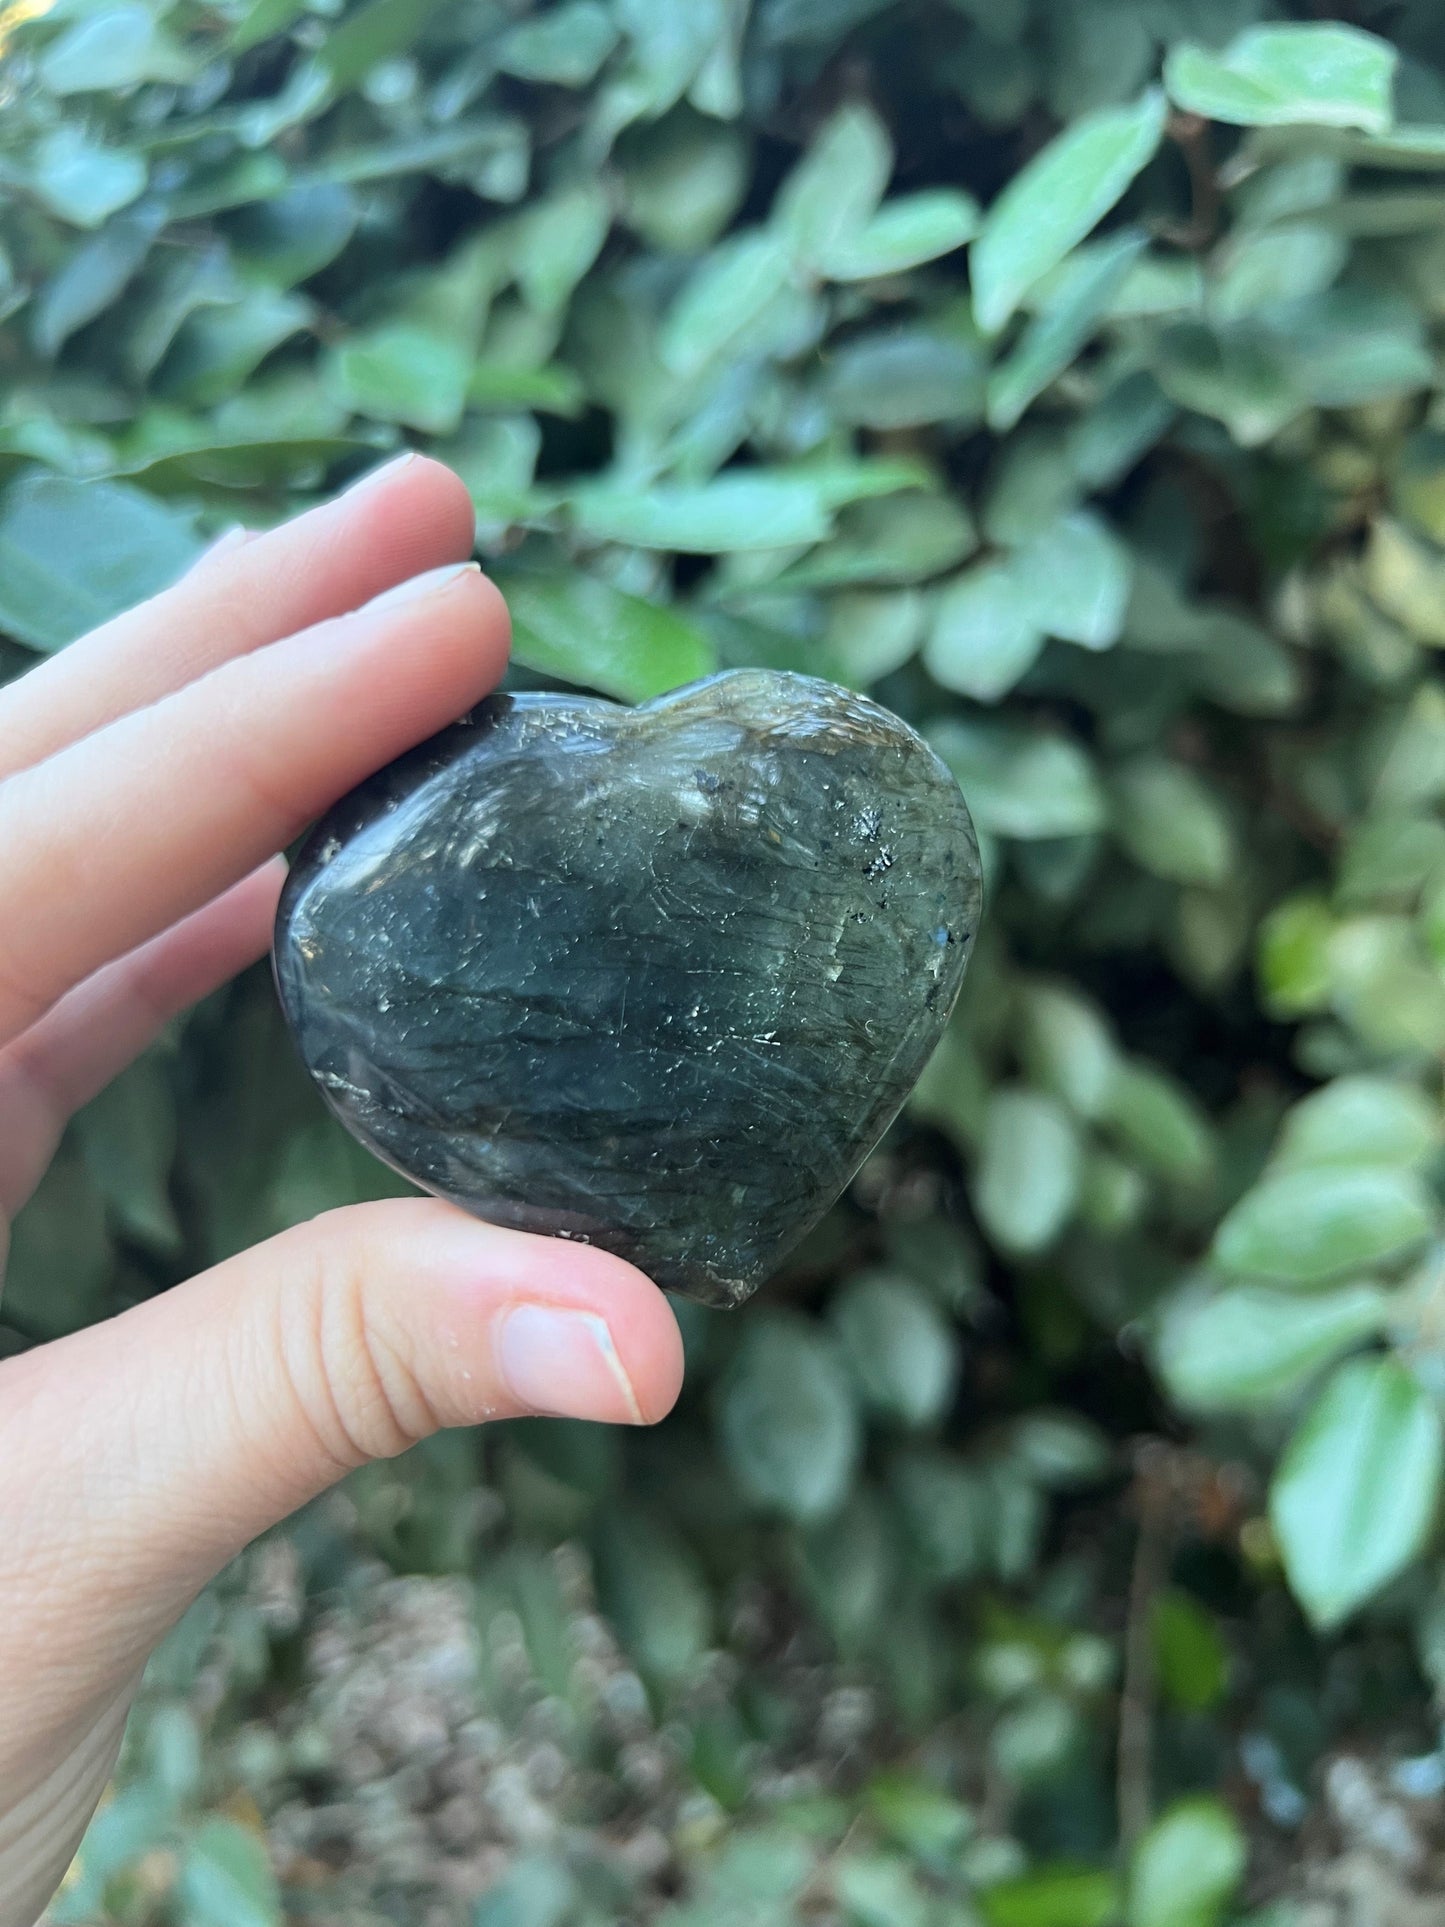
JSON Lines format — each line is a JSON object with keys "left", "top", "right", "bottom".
{"left": 1117, "top": 1441, "right": 1176, "bottom": 1855}
{"left": 1163, "top": 112, "right": 1221, "bottom": 252}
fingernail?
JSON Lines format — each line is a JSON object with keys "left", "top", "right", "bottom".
{"left": 496, "top": 1305, "right": 644, "bottom": 1424}
{"left": 363, "top": 560, "right": 480, "bottom": 613}
{"left": 191, "top": 524, "right": 251, "bottom": 570}
{"left": 343, "top": 449, "right": 417, "bottom": 498}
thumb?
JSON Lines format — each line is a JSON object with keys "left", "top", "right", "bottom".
{"left": 0, "top": 1197, "right": 683, "bottom": 1750}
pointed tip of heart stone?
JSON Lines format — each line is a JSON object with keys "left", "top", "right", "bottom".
{"left": 274, "top": 669, "right": 981, "bottom": 1307}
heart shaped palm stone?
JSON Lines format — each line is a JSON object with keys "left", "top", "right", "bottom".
{"left": 274, "top": 669, "right": 980, "bottom": 1307}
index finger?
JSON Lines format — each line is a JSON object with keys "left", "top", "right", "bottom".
{"left": 0, "top": 453, "right": 477, "bottom": 783}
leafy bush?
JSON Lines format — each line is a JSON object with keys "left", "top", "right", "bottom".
{"left": 5, "top": 0, "right": 1445, "bottom": 1921}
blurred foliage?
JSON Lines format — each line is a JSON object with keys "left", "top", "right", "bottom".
{"left": 4, "top": 0, "right": 1445, "bottom": 1920}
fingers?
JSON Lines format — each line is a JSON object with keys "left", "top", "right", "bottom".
{"left": 0, "top": 453, "right": 477, "bottom": 783}
{"left": 0, "top": 1199, "right": 683, "bottom": 1738}
{"left": 0, "top": 861, "right": 285, "bottom": 1218}
{"left": 0, "top": 563, "right": 509, "bottom": 1047}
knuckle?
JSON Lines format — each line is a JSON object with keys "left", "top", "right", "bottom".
{"left": 276, "top": 1226, "right": 442, "bottom": 1471}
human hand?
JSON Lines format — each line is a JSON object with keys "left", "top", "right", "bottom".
{"left": 0, "top": 456, "right": 684, "bottom": 1926}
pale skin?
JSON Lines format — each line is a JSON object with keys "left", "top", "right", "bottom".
{"left": 0, "top": 454, "right": 685, "bottom": 1926}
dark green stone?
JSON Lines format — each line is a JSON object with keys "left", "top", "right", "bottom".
{"left": 273, "top": 670, "right": 981, "bottom": 1307}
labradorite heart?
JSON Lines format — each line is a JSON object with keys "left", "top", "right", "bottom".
{"left": 273, "top": 669, "right": 980, "bottom": 1307}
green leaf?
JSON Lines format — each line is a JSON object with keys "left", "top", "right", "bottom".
{"left": 834, "top": 1855, "right": 930, "bottom": 1927}
{"left": 1213, "top": 1165, "right": 1434, "bottom": 1285}
{"left": 31, "top": 202, "right": 164, "bottom": 359}
{"left": 473, "top": 1856, "right": 576, "bottom": 1927}
{"left": 307, "top": 114, "right": 530, "bottom": 197}
{"left": 317, "top": 0, "right": 445, "bottom": 90}
{"left": 116, "top": 435, "right": 367, "bottom": 496}
{"left": 708, "top": 1828, "right": 815, "bottom": 1904}
{"left": 1258, "top": 893, "right": 1335, "bottom": 1016}
{"left": 606, "top": 0, "right": 725, "bottom": 125}
{"left": 923, "top": 561, "right": 1044, "bottom": 701}
{"left": 28, "top": 125, "right": 147, "bottom": 229}
{"left": 796, "top": 1491, "right": 891, "bottom": 1648}
{"left": 825, "top": 329, "right": 987, "bottom": 432}
{"left": 987, "top": 230, "right": 1145, "bottom": 431}
{"left": 971, "top": 89, "right": 1168, "bottom": 333}
{"left": 1111, "top": 756, "right": 1234, "bottom": 886}
{"left": 0, "top": 471, "right": 201, "bottom": 652}
{"left": 323, "top": 323, "right": 471, "bottom": 436}
{"left": 38, "top": 5, "right": 192, "bottom": 94}
{"left": 721, "top": 1316, "right": 861, "bottom": 1522}
{"left": 868, "top": 1772, "right": 972, "bottom": 1858}
{"left": 178, "top": 1818, "right": 281, "bottom": 1927}
{"left": 1106, "top": 1061, "right": 1214, "bottom": 1187}
{"left": 619, "top": 110, "right": 749, "bottom": 253}
{"left": 495, "top": 569, "right": 716, "bottom": 701}
{"left": 1017, "top": 983, "right": 1119, "bottom": 1120}
{"left": 573, "top": 474, "right": 827, "bottom": 551}
{"left": 495, "top": 1, "right": 619, "bottom": 86}
{"left": 1151, "top": 317, "right": 1297, "bottom": 448}
{"left": 1157, "top": 1280, "right": 1392, "bottom": 1412}
{"left": 981, "top": 1866, "right": 1119, "bottom": 1927}
{"left": 1327, "top": 916, "right": 1445, "bottom": 1057}
{"left": 570, "top": 465, "right": 921, "bottom": 553}
{"left": 823, "top": 588, "right": 927, "bottom": 686}
{"left": 831, "top": 1270, "right": 960, "bottom": 1428}
{"left": 1079, "top": 1149, "right": 1148, "bottom": 1234}
{"left": 229, "top": 181, "right": 359, "bottom": 290}
{"left": 1184, "top": 610, "right": 1302, "bottom": 718}
{"left": 1373, "top": 683, "right": 1445, "bottom": 813}
{"left": 1014, "top": 510, "right": 1132, "bottom": 649}
{"left": 468, "top": 363, "right": 585, "bottom": 416}
{"left": 1210, "top": 220, "right": 1348, "bottom": 324}
{"left": 162, "top": 290, "right": 314, "bottom": 408}
{"left": 890, "top": 1448, "right": 988, "bottom": 1581}
{"left": 123, "top": 244, "right": 238, "bottom": 384}
{"left": 928, "top": 719, "right": 1106, "bottom": 839}
{"left": 515, "top": 185, "right": 612, "bottom": 316}
{"left": 1363, "top": 517, "right": 1445, "bottom": 647}
{"left": 771, "top": 493, "right": 978, "bottom": 589}
{"left": 1284, "top": 291, "right": 1430, "bottom": 413}
{"left": 1128, "top": 1798, "right": 1246, "bottom": 1927}
{"left": 592, "top": 1508, "right": 712, "bottom": 1682}
{"left": 974, "top": 1087, "right": 1083, "bottom": 1256}
{"left": 1005, "top": 1410, "right": 1111, "bottom": 1488}
{"left": 1069, "top": 368, "right": 1175, "bottom": 487}
{"left": 1271, "top": 1356, "right": 1443, "bottom": 1629}
{"left": 1339, "top": 813, "right": 1445, "bottom": 908}
{"left": 227, "top": 0, "right": 308, "bottom": 54}
{"left": 1165, "top": 25, "right": 1397, "bottom": 134}
{"left": 441, "top": 413, "right": 540, "bottom": 525}
{"left": 1153, "top": 1591, "right": 1229, "bottom": 1713}
{"left": 822, "top": 189, "right": 981, "bottom": 280}
{"left": 1276, "top": 1076, "right": 1439, "bottom": 1171}
{"left": 660, "top": 227, "right": 794, "bottom": 376}
{"left": 983, "top": 430, "right": 1087, "bottom": 544}
{"left": 775, "top": 101, "right": 893, "bottom": 268}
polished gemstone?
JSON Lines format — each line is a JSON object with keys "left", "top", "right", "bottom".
{"left": 274, "top": 670, "right": 981, "bottom": 1307}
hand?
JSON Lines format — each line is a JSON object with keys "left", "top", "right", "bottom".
{"left": 0, "top": 455, "right": 684, "bottom": 1927}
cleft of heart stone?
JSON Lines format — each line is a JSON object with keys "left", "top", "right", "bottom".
{"left": 274, "top": 669, "right": 982, "bottom": 1307}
